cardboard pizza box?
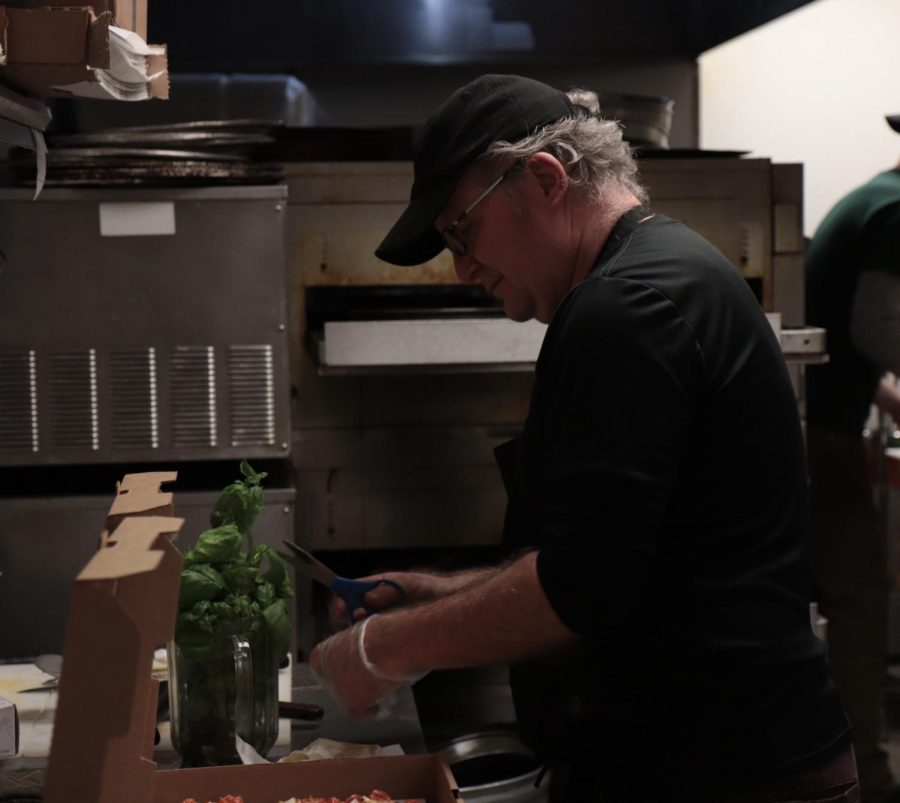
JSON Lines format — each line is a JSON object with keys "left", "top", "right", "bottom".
{"left": 42, "top": 472, "right": 460, "bottom": 803}
{"left": 155, "top": 754, "right": 459, "bottom": 803}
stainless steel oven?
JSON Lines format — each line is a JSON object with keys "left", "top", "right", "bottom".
{"left": 0, "top": 185, "right": 291, "bottom": 466}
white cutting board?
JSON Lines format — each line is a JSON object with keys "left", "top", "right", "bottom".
{"left": 0, "top": 663, "right": 58, "bottom": 757}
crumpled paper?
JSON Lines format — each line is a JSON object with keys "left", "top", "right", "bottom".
{"left": 279, "top": 737, "right": 405, "bottom": 763}
{"left": 237, "top": 735, "right": 403, "bottom": 765}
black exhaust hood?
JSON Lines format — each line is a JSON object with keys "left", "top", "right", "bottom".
{"left": 149, "top": 0, "right": 820, "bottom": 71}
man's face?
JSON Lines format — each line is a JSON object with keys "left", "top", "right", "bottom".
{"left": 435, "top": 165, "right": 571, "bottom": 324}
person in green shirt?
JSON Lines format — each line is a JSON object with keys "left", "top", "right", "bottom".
{"left": 805, "top": 112, "right": 900, "bottom": 803}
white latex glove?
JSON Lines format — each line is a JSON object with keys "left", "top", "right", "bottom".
{"left": 309, "top": 615, "right": 427, "bottom": 719}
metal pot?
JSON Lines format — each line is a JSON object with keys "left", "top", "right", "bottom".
{"left": 437, "top": 731, "right": 549, "bottom": 803}
{"left": 597, "top": 92, "right": 675, "bottom": 149}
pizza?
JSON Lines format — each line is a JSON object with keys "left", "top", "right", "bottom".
{"left": 182, "top": 797, "right": 245, "bottom": 803}
{"left": 284, "top": 793, "right": 393, "bottom": 803}
{"left": 181, "top": 789, "right": 395, "bottom": 803}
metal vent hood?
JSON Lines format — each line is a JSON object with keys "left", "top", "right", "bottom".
{"left": 149, "top": 0, "right": 820, "bottom": 70}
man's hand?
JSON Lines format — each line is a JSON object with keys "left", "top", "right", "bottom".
{"left": 309, "top": 619, "right": 400, "bottom": 718}
{"left": 329, "top": 572, "right": 410, "bottom": 624}
{"left": 329, "top": 569, "right": 491, "bottom": 624}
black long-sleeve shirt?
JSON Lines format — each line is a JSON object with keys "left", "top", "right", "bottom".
{"left": 498, "top": 208, "right": 849, "bottom": 801}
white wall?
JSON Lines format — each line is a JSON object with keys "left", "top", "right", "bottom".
{"left": 699, "top": 0, "right": 900, "bottom": 236}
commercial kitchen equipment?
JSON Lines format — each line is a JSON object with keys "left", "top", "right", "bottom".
{"left": 0, "top": 185, "right": 297, "bottom": 661}
{"left": 285, "top": 155, "right": 819, "bottom": 555}
{"left": 277, "top": 154, "right": 826, "bottom": 669}
{"left": 0, "top": 463, "right": 296, "bottom": 660}
{"left": 0, "top": 185, "right": 291, "bottom": 466}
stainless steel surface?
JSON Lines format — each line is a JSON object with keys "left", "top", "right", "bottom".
{"left": 0, "top": 186, "right": 291, "bottom": 466}
{"left": 436, "top": 731, "right": 548, "bottom": 803}
{"left": 282, "top": 541, "right": 336, "bottom": 588}
{"left": 438, "top": 731, "right": 534, "bottom": 765}
{"left": 45, "top": 147, "right": 250, "bottom": 161}
{"left": 0, "top": 486, "right": 296, "bottom": 660}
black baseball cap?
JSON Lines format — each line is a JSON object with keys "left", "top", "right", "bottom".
{"left": 888, "top": 114, "right": 900, "bottom": 134}
{"left": 375, "top": 74, "right": 578, "bottom": 266}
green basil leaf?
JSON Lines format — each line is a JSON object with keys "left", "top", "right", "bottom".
{"left": 179, "top": 564, "right": 226, "bottom": 609}
{"left": 254, "top": 545, "right": 293, "bottom": 600}
{"left": 188, "top": 525, "right": 243, "bottom": 563}
{"left": 220, "top": 564, "right": 258, "bottom": 595}
{"left": 240, "top": 459, "right": 268, "bottom": 486}
{"left": 255, "top": 579, "right": 277, "bottom": 608}
{"left": 175, "top": 460, "right": 293, "bottom": 669}
{"left": 263, "top": 600, "right": 291, "bottom": 662}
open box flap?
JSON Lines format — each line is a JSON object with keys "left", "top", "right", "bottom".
{"left": 108, "top": 471, "right": 177, "bottom": 528}
{"left": 44, "top": 482, "right": 184, "bottom": 803}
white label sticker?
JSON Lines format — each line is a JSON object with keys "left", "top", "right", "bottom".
{"left": 99, "top": 202, "right": 176, "bottom": 237}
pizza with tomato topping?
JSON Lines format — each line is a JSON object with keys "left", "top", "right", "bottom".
{"left": 283, "top": 790, "right": 393, "bottom": 803}
{"left": 181, "top": 797, "right": 245, "bottom": 803}
{"left": 181, "top": 789, "right": 396, "bottom": 803}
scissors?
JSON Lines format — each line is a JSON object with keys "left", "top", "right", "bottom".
{"left": 280, "top": 540, "right": 405, "bottom": 624}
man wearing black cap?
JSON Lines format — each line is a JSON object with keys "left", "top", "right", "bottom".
{"left": 311, "top": 74, "right": 855, "bottom": 802}
{"left": 805, "top": 113, "right": 900, "bottom": 803}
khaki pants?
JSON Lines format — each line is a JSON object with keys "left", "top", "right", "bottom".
{"left": 807, "top": 426, "right": 893, "bottom": 800}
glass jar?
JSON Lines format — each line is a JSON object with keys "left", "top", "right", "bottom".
{"left": 168, "top": 614, "right": 278, "bottom": 766}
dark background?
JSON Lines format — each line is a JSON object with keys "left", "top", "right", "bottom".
{"left": 146, "top": 0, "right": 819, "bottom": 71}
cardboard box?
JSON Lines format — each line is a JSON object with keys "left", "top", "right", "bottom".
{"left": 4, "top": 6, "right": 110, "bottom": 66}
{"left": 42, "top": 473, "right": 460, "bottom": 803}
{"left": 155, "top": 755, "right": 459, "bottom": 803}
{"left": 0, "top": 6, "right": 109, "bottom": 97}
{"left": 32, "top": 0, "right": 148, "bottom": 40}
{"left": 0, "top": 6, "right": 167, "bottom": 100}
{"left": 106, "top": 471, "right": 178, "bottom": 533}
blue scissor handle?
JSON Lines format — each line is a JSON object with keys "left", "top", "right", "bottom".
{"left": 331, "top": 576, "right": 406, "bottom": 623}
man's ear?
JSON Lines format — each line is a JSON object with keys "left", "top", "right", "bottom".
{"left": 525, "top": 152, "right": 568, "bottom": 204}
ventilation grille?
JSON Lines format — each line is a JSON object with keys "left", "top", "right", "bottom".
{"left": 0, "top": 342, "right": 284, "bottom": 463}
{"left": 111, "top": 349, "right": 159, "bottom": 450}
{"left": 228, "top": 344, "right": 276, "bottom": 446}
{"left": 171, "top": 346, "right": 217, "bottom": 447}
{"left": 0, "top": 351, "right": 38, "bottom": 452}
{"left": 49, "top": 351, "right": 99, "bottom": 450}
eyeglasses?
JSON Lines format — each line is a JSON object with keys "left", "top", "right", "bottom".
{"left": 440, "top": 171, "right": 507, "bottom": 257}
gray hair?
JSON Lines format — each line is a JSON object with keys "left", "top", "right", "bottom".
{"left": 480, "top": 88, "right": 648, "bottom": 205}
